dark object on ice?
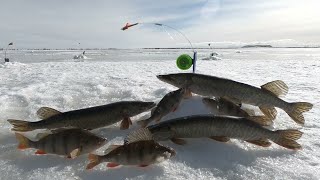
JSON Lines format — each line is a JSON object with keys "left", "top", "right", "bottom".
{"left": 83, "top": 51, "right": 85, "bottom": 55}
{"left": 4, "top": 42, "right": 13, "bottom": 63}
{"left": 242, "top": 44, "right": 272, "bottom": 48}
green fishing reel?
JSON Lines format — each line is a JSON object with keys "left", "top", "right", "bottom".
{"left": 176, "top": 53, "right": 197, "bottom": 72}
{"left": 176, "top": 54, "right": 193, "bottom": 70}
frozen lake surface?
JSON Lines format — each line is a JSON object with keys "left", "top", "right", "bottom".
{"left": 0, "top": 48, "right": 319, "bottom": 180}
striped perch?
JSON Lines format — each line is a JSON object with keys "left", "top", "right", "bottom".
{"left": 15, "top": 128, "right": 107, "bottom": 158}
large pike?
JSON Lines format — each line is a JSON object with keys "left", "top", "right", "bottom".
{"left": 15, "top": 128, "right": 107, "bottom": 158}
{"left": 137, "top": 88, "right": 187, "bottom": 127}
{"left": 157, "top": 73, "right": 313, "bottom": 124}
{"left": 145, "top": 115, "right": 303, "bottom": 150}
{"left": 86, "top": 130, "right": 175, "bottom": 169}
{"left": 8, "top": 101, "right": 156, "bottom": 132}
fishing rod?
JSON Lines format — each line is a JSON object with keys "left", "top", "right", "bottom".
{"left": 121, "top": 22, "right": 197, "bottom": 73}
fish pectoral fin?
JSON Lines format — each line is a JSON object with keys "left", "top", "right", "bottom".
{"left": 261, "top": 80, "right": 288, "bottom": 97}
{"left": 171, "top": 138, "right": 187, "bottom": 145}
{"left": 36, "top": 107, "right": 62, "bottom": 119}
{"left": 124, "top": 128, "right": 153, "bottom": 145}
{"left": 246, "top": 116, "right": 273, "bottom": 126}
{"left": 35, "top": 149, "right": 47, "bottom": 155}
{"left": 246, "top": 138, "right": 271, "bottom": 147}
{"left": 183, "top": 88, "right": 193, "bottom": 99}
{"left": 107, "top": 162, "right": 120, "bottom": 168}
{"left": 70, "top": 148, "right": 81, "bottom": 159}
{"left": 209, "top": 136, "right": 230, "bottom": 142}
{"left": 221, "top": 96, "right": 242, "bottom": 107}
{"left": 120, "top": 117, "right": 131, "bottom": 130}
{"left": 259, "top": 106, "right": 277, "bottom": 120}
{"left": 104, "top": 145, "right": 121, "bottom": 154}
{"left": 15, "top": 133, "right": 30, "bottom": 149}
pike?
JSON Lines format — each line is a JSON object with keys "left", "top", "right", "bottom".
{"left": 8, "top": 101, "right": 156, "bottom": 132}
{"left": 202, "top": 97, "right": 273, "bottom": 126}
{"left": 137, "top": 88, "right": 187, "bottom": 127}
{"left": 145, "top": 115, "right": 303, "bottom": 150}
{"left": 157, "top": 73, "right": 313, "bottom": 124}
{"left": 15, "top": 128, "right": 107, "bottom": 158}
{"left": 86, "top": 130, "right": 175, "bottom": 169}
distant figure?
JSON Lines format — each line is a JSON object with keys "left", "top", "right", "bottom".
{"left": 73, "top": 51, "right": 87, "bottom": 60}
{"left": 4, "top": 42, "right": 13, "bottom": 62}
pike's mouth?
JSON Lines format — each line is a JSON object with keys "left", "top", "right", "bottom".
{"left": 156, "top": 75, "right": 170, "bottom": 82}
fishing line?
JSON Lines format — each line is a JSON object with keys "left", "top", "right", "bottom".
{"left": 121, "top": 22, "right": 197, "bottom": 72}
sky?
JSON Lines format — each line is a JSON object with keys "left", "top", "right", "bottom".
{"left": 1, "top": 0, "right": 320, "bottom": 49}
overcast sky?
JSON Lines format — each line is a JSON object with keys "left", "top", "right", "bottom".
{"left": 1, "top": 0, "right": 320, "bottom": 48}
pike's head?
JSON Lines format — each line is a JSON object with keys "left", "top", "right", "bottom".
{"left": 157, "top": 73, "right": 191, "bottom": 88}
{"left": 168, "top": 87, "right": 188, "bottom": 100}
{"left": 148, "top": 124, "right": 174, "bottom": 141}
{"left": 154, "top": 144, "right": 176, "bottom": 163}
{"left": 136, "top": 101, "right": 156, "bottom": 112}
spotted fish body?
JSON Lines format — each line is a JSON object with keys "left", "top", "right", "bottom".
{"left": 8, "top": 101, "right": 156, "bottom": 132}
{"left": 157, "top": 73, "right": 313, "bottom": 124}
{"left": 147, "top": 115, "right": 303, "bottom": 150}
{"left": 15, "top": 129, "right": 107, "bottom": 158}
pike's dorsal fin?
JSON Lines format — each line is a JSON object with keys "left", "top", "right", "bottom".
{"left": 261, "top": 80, "right": 288, "bottom": 97}
{"left": 124, "top": 128, "right": 153, "bottom": 145}
{"left": 37, "top": 107, "right": 62, "bottom": 119}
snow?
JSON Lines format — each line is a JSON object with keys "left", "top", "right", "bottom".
{"left": 0, "top": 48, "right": 319, "bottom": 180}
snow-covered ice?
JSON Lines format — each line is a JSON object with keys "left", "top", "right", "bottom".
{"left": 0, "top": 48, "right": 319, "bottom": 180}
